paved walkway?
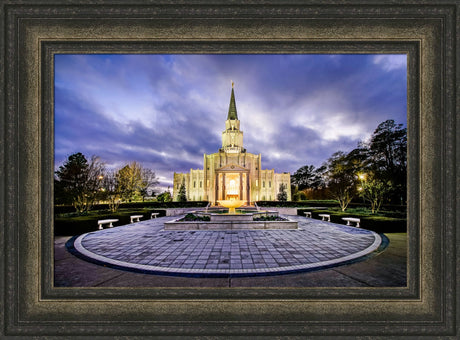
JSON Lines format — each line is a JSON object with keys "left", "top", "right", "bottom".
{"left": 66, "top": 215, "right": 382, "bottom": 277}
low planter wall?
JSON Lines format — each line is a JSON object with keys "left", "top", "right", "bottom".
{"left": 164, "top": 219, "right": 298, "bottom": 230}
{"left": 165, "top": 207, "right": 297, "bottom": 217}
{"left": 164, "top": 208, "right": 199, "bottom": 216}
{"left": 261, "top": 207, "right": 298, "bottom": 215}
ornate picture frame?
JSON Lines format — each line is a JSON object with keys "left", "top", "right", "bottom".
{"left": 1, "top": 1, "right": 457, "bottom": 337}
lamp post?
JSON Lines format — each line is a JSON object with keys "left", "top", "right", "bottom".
{"left": 358, "top": 173, "right": 366, "bottom": 205}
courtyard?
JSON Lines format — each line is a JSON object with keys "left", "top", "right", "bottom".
{"left": 55, "top": 214, "right": 407, "bottom": 287}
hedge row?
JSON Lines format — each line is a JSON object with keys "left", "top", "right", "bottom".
{"left": 54, "top": 201, "right": 209, "bottom": 215}
{"left": 55, "top": 200, "right": 406, "bottom": 215}
{"left": 257, "top": 200, "right": 407, "bottom": 212}
{"left": 54, "top": 208, "right": 166, "bottom": 236}
{"left": 296, "top": 208, "right": 406, "bottom": 233}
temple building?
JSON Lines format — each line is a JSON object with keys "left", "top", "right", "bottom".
{"left": 173, "top": 83, "right": 291, "bottom": 205}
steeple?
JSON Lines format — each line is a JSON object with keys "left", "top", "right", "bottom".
{"left": 221, "top": 81, "right": 244, "bottom": 153}
{"left": 227, "top": 81, "right": 238, "bottom": 120}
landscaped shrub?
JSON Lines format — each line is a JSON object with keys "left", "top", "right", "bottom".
{"left": 177, "top": 213, "right": 210, "bottom": 222}
{"left": 297, "top": 207, "right": 406, "bottom": 233}
{"left": 253, "top": 215, "right": 288, "bottom": 221}
{"left": 54, "top": 208, "right": 166, "bottom": 236}
{"left": 54, "top": 201, "right": 209, "bottom": 215}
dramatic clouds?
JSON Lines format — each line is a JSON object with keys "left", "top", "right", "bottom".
{"left": 55, "top": 54, "right": 407, "bottom": 190}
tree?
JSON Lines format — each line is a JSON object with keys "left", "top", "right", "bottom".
{"left": 326, "top": 151, "right": 357, "bottom": 211}
{"left": 358, "top": 173, "right": 390, "bottom": 214}
{"left": 100, "top": 171, "right": 121, "bottom": 212}
{"left": 116, "top": 162, "right": 143, "bottom": 202}
{"left": 116, "top": 162, "right": 159, "bottom": 202}
{"left": 277, "top": 183, "right": 288, "bottom": 201}
{"left": 177, "top": 178, "right": 187, "bottom": 202}
{"left": 55, "top": 152, "right": 105, "bottom": 213}
{"left": 291, "top": 164, "right": 325, "bottom": 191}
{"left": 139, "top": 168, "right": 159, "bottom": 201}
{"left": 156, "top": 191, "right": 172, "bottom": 202}
{"left": 367, "top": 119, "right": 407, "bottom": 204}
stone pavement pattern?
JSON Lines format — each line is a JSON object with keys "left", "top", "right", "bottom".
{"left": 55, "top": 233, "right": 407, "bottom": 287}
{"left": 71, "top": 215, "right": 381, "bottom": 276}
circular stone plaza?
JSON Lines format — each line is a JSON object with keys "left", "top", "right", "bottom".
{"left": 64, "top": 214, "right": 391, "bottom": 279}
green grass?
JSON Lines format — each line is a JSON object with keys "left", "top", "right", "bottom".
{"left": 297, "top": 207, "right": 406, "bottom": 233}
{"left": 54, "top": 208, "right": 166, "bottom": 236}
{"left": 55, "top": 202, "right": 407, "bottom": 236}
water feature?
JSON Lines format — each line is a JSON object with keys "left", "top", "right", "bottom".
{"left": 164, "top": 205, "right": 298, "bottom": 230}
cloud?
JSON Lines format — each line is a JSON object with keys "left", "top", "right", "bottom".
{"left": 372, "top": 54, "right": 407, "bottom": 71}
{"left": 55, "top": 54, "right": 407, "bottom": 190}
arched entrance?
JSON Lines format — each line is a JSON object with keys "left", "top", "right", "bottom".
{"left": 214, "top": 164, "right": 250, "bottom": 205}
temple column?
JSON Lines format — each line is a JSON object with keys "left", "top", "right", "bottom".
{"left": 215, "top": 173, "right": 219, "bottom": 204}
{"left": 246, "top": 172, "right": 250, "bottom": 204}
{"left": 222, "top": 173, "right": 226, "bottom": 200}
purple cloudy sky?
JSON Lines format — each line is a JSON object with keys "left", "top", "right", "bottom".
{"left": 55, "top": 54, "right": 407, "bottom": 191}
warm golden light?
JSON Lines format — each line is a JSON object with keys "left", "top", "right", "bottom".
{"left": 217, "top": 199, "right": 245, "bottom": 214}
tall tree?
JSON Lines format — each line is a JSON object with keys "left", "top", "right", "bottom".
{"left": 177, "top": 178, "right": 187, "bottom": 202}
{"left": 116, "top": 162, "right": 159, "bottom": 202}
{"left": 277, "top": 183, "right": 288, "bottom": 201}
{"left": 100, "top": 171, "right": 121, "bottom": 212}
{"left": 139, "top": 168, "right": 160, "bottom": 201}
{"left": 116, "top": 162, "right": 143, "bottom": 202}
{"left": 55, "top": 152, "right": 105, "bottom": 213}
{"left": 291, "top": 164, "right": 325, "bottom": 191}
{"left": 367, "top": 119, "right": 407, "bottom": 204}
{"left": 326, "top": 151, "right": 357, "bottom": 211}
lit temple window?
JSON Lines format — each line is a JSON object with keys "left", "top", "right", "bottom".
{"left": 256, "top": 180, "right": 258, "bottom": 187}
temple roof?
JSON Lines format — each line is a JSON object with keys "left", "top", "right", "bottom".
{"left": 227, "top": 83, "right": 238, "bottom": 120}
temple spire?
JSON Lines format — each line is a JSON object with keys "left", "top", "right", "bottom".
{"left": 227, "top": 81, "right": 238, "bottom": 120}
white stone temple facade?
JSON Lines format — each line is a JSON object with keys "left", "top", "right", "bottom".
{"left": 173, "top": 84, "right": 291, "bottom": 205}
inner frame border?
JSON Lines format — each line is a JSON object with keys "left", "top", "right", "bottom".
{"left": 2, "top": 2, "right": 457, "bottom": 338}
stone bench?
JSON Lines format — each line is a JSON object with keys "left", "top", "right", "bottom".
{"left": 342, "top": 217, "right": 361, "bottom": 228}
{"left": 97, "top": 219, "right": 118, "bottom": 230}
{"left": 130, "top": 215, "right": 143, "bottom": 223}
{"left": 304, "top": 211, "right": 312, "bottom": 218}
{"left": 151, "top": 212, "right": 159, "bottom": 219}
{"left": 318, "top": 214, "right": 331, "bottom": 222}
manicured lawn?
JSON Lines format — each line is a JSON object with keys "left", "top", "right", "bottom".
{"left": 54, "top": 208, "right": 165, "bottom": 236}
{"left": 55, "top": 202, "right": 406, "bottom": 236}
{"left": 297, "top": 207, "right": 406, "bottom": 233}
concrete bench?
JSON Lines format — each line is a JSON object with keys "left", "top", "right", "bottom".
{"left": 304, "top": 211, "right": 312, "bottom": 218}
{"left": 318, "top": 214, "right": 331, "bottom": 222}
{"left": 130, "top": 215, "right": 143, "bottom": 223}
{"left": 151, "top": 212, "right": 159, "bottom": 219}
{"left": 342, "top": 217, "right": 361, "bottom": 228}
{"left": 97, "top": 219, "right": 118, "bottom": 230}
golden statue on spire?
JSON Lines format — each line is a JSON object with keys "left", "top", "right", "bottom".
{"left": 231, "top": 80, "right": 234, "bottom": 88}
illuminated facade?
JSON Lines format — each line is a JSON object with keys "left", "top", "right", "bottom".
{"left": 173, "top": 84, "right": 291, "bottom": 204}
